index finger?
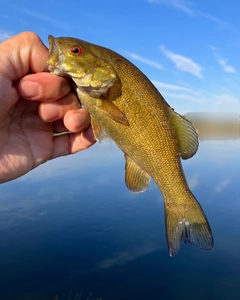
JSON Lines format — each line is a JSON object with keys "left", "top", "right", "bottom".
{"left": 18, "top": 72, "right": 73, "bottom": 101}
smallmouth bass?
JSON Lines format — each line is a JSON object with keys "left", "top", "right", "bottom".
{"left": 47, "top": 35, "right": 214, "bottom": 256}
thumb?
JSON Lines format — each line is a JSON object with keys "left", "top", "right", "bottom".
{"left": 0, "top": 32, "right": 48, "bottom": 116}
{"left": 0, "top": 31, "right": 48, "bottom": 81}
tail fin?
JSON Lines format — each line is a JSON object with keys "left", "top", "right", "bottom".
{"left": 164, "top": 194, "right": 214, "bottom": 257}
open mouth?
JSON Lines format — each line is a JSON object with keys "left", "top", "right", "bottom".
{"left": 46, "top": 35, "right": 62, "bottom": 74}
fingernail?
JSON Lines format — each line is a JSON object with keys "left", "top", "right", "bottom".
{"left": 75, "top": 112, "right": 87, "bottom": 130}
{"left": 20, "top": 81, "right": 40, "bottom": 98}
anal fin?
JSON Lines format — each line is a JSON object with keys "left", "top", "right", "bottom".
{"left": 125, "top": 155, "right": 151, "bottom": 193}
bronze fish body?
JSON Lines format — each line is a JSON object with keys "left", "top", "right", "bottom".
{"left": 47, "top": 36, "right": 214, "bottom": 256}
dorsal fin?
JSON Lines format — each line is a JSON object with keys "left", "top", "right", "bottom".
{"left": 170, "top": 108, "right": 199, "bottom": 159}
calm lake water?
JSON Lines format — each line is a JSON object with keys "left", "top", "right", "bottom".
{"left": 0, "top": 139, "right": 240, "bottom": 300}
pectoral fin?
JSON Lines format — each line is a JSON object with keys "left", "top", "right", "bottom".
{"left": 76, "top": 87, "right": 129, "bottom": 126}
{"left": 96, "top": 100, "right": 129, "bottom": 126}
{"left": 91, "top": 117, "right": 108, "bottom": 142}
{"left": 170, "top": 109, "right": 199, "bottom": 159}
{"left": 125, "top": 155, "right": 151, "bottom": 193}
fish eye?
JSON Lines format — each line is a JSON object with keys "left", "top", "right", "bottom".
{"left": 70, "top": 46, "right": 83, "bottom": 55}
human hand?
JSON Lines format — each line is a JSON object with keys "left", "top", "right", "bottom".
{"left": 0, "top": 31, "right": 96, "bottom": 183}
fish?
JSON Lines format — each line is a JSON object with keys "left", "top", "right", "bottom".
{"left": 47, "top": 35, "right": 214, "bottom": 256}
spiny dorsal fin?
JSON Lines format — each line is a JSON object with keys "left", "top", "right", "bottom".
{"left": 125, "top": 155, "right": 151, "bottom": 193}
{"left": 170, "top": 109, "right": 199, "bottom": 159}
{"left": 91, "top": 116, "right": 108, "bottom": 142}
{"left": 96, "top": 99, "right": 129, "bottom": 126}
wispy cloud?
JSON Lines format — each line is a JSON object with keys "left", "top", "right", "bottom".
{"left": 148, "top": 0, "right": 230, "bottom": 29}
{"left": 0, "top": 29, "right": 13, "bottom": 42}
{"left": 159, "top": 92, "right": 202, "bottom": 103}
{"left": 152, "top": 80, "right": 199, "bottom": 94}
{"left": 160, "top": 46, "right": 203, "bottom": 78}
{"left": 152, "top": 78, "right": 240, "bottom": 112}
{"left": 11, "top": 6, "right": 69, "bottom": 29}
{"left": 125, "top": 52, "right": 164, "bottom": 70}
{"left": 197, "top": 12, "right": 230, "bottom": 29}
{"left": 211, "top": 47, "right": 237, "bottom": 73}
{"left": 151, "top": 81, "right": 204, "bottom": 108}
{"left": 218, "top": 59, "right": 236, "bottom": 73}
{"left": 212, "top": 94, "right": 239, "bottom": 110}
{"left": 215, "top": 179, "right": 230, "bottom": 193}
{"left": 148, "top": 0, "right": 195, "bottom": 15}
{"left": 187, "top": 174, "right": 199, "bottom": 190}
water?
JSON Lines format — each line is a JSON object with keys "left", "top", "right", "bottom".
{"left": 0, "top": 140, "right": 240, "bottom": 300}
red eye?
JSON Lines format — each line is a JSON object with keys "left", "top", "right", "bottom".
{"left": 70, "top": 46, "right": 83, "bottom": 55}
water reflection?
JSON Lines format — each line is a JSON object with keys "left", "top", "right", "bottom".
{"left": 0, "top": 139, "right": 240, "bottom": 299}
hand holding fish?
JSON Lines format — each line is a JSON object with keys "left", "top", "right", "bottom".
{"left": 0, "top": 32, "right": 95, "bottom": 183}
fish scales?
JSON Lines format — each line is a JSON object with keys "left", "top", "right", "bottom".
{"left": 47, "top": 36, "right": 214, "bottom": 256}
{"left": 95, "top": 50, "right": 178, "bottom": 180}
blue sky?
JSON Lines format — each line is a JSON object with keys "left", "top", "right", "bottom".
{"left": 1, "top": 0, "right": 240, "bottom": 113}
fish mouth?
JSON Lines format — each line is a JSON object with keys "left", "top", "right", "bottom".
{"left": 46, "top": 35, "right": 64, "bottom": 75}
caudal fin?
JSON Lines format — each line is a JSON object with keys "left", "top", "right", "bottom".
{"left": 164, "top": 195, "right": 214, "bottom": 257}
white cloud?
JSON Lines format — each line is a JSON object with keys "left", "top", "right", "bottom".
{"left": 212, "top": 94, "right": 239, "bottom": 110}
{"left": 125, "top": 52, "right": 164, "bottom": 70}
{"left": 197, "top": 11, "right": 230, "bottom": 29}
{"left": 161, "top": 92, "right": 202, "bottom": 103}
{"left": 11, "top": 6, "right": 69, "bottom": 29}
{"left": 152, "top": 80, "right": 199, "bottom": 95}
{"left": 215, "top": 179, "right": 230, "bottom": 193}
{"left": 210, "top": 47, "right": 237, "bottom": 74}
{"left": 160, "top": 46, "right": 203, "bottom": 78}
{"left": 148, "top": 0, "right": 230, "bottom": 29}
{"left": 217, "top": 59, "right": 236, "bottom": 74}
{"left": 0, "top": 30, "right": 13, "bottom": 42}
{"left": 151, "top": 80, "right": 203, "bottom": 104}
{"left": 187, "top": 174, "right": 199, "bottom": 190}
{"left": 147, "top": 0, "right": 195, "bottom": 16}
{"left": 151, "top": 78, "right": 240, "bottom": 113}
